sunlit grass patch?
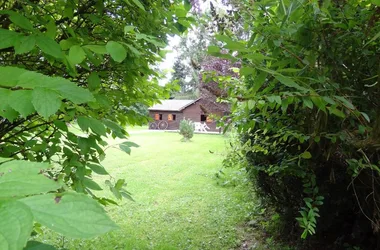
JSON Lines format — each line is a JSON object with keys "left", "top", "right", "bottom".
{"left": 35, "top": 132, "right": 254, "bottom": 249}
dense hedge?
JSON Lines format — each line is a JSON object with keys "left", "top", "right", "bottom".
{"left": 214, "top": 0, "right": 380, "bottom": 249}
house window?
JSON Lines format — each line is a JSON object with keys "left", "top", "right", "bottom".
{"left": 155, "top": 114, "right": 163, "bottom": 120}
{"left": 168, "top": 114, "right": 176, "bottom": 121}
{"left": 201, "top": 115, "right": 207, "bottom": 122}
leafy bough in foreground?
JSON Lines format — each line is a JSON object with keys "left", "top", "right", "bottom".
{"left": 0, "top": 66, "right": 139, "bottom": 249}
{"left": 0, "top": 0, "right": 193, "bottom": 248}
{"left": 0, "top": 159, "right": 117, "bottom": 250}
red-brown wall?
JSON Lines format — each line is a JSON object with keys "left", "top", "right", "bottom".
{"left": 149, "top": 101, "right": 221, "bottom": 132}
{"left": 148, "top": 111, "right": 183, "bottom": 130}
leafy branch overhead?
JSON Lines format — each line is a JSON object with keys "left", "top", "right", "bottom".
{"left": 0, "top": 0, "right": 192, "bottom": 249}
{"left": 0, "top": 159, "right": 117, "bottom": 249}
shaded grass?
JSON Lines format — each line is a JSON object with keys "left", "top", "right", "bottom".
{"left": 36, "top": 131, "right": 254, "bottom": 249}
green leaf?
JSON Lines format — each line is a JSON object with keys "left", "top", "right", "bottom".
{"left": 0, "top": 89, "right": 10, "bottom": 111}
{"left": 69, "top": 45, "right": 86, "bottom": 65}
{"left": 224, "top": 41, "right": 248, "bottom": 52}
{"left": 184, "top": 0, "right": 192, "bottom": 11}
{"left": 83, "top": 45, "right": 108, "bottom": 54}
{"left": 1, "top": 10, "right": 34, "bottom": 30}
{"left": 322, "top": 96, "right": 336, "bottom": 105}
{"left": 0, "top": 28, "right": 22, "bottom": 50}
{"left": 77, "top": 116, "right": 90, "bottom": 131}
{"left": 119, "top": 145, "right": 131, "bottom": 154}
{"left": 302, "top": 97, "right": 314, "bottom": 109}
{"left": 274, "top": 75, "right": 307, "bottom": 91}
{"left": 0, "top": 66, "right": 93, "bottom": 105}
{"left": 267, "top": 96, "right": 281, "bottom": 104}
{"left": 103, "top": 119, "right": 127, "bottom": 138}
{"left": 135, "top": 34, "right": 166, "bottom": 47}
{"left": 48, "top": 78, "right": 94, "bottom": 104}
{"left": 301, "top": 151, "right": 312, "bottom": 159}
{"left": 361, "top": 112, "right": 370, "bottom": 122}
{"left": 45, "top": 19, "right": 57, "bottom": 39}
{"left": 31, "top": 87, "right": 61, "bottom": 119}
{"left": 0, "top": 160, "right": 60, "bottom": 198}
{"left": 364, "top": 31, "right": 380, "bottom": 47}
{"left": 247, "top": 100, "right": 256, "bottom": 110}
{"left": 252, "top": 72, "right": 267, "bottom": 93}
{"left": 207, "top": 46, "right": 220, "bottom": 53}
{"left": 240, "top": 67, "right": 256, "bottom": 76}
{"left": 78, "top": 137, "right": 90, "bottom": 154}
{"left": 215, "top": 34, "right": 234, "bottom": 44}
{"left": 124, "top": 25, "right": 135, "bottom": 34}
{"left": 130, "top": 0, "right": 145, "bottom": 10}
{"left": 334, "top": 96, "right": 355, "bottom": 110}
{"left": 77, "top": 116, "right": 107, "bottom": 136}
{"left": 244, "top": 53, "right": 275, "bottom": 62}
{"left": 87, "top": 163, "right": 109, "bottom": 175}
{"left": 303, "top": 198, "right": 313, "bottom": 203}
{"left": 274, "top": 96, "right": 282, "bottom": 105}
{"left": 8, "top": 90, "right": 35, "bottom": 118}
{"left": 36, "top": 35, "right": 63, "bottom": 59}
{"left": 175, "top": 7, "right": 188, "bottom": 17}
{"left": 119, "top": 141, "right": 139, "bottom": 155}
{"left": 106, "top": 41, "right": 127, "bottom": 63}
{"left": 277, "top": 68, "right": 301, "bottom": 73}
{"left": 327, "top": 107, "right": 345, "bottom": 118}
{"left": 301, "top": 230, "right": 308, "bottom": 239}
{"left": 316, "top": 196, "right": 324, "bottom": 201}
{"left": 115, "top": 179, "right": 126, "bottom": 190}
{"left": 83, "top": 177, "right": 103, "bottom": 190}
{"left": 125, "top": 44, "right": 141, "bottom": 56}
{"left": 120, "top": 191, "right": 135, "bottom": 202}
{"left": 178, "top": 18, "right": 191, "bottom": 28}
{"left": 24, "top": 241, "right": 56, "bottom": 250}
{"left": 14, "top": 35, "right": 36, "bottom": 55}
{"left": 0, "top": 201, "right": 33, "bottom": 250}
{"left": 0, "top": 157, "right": 12, "bottom": 164}
{"left": 0, "top": 105, "right": 18, "bottom": 122}
{"left": 53, "top": 120, "right": 68, "bottom": 132}
{"left": 310, "top": 96, "right": 327, "bottom": 112}
{"left": 358, "top": 125, "right": 366, "bottom": 134}
{"left": 88, "top": 72, "right": 101, "bottom": 91}
{"left": 59, "top": 39, "right": 75, "bottom": 50}
{"left": 20, "top": 193, "right": 118, "bottom": 238}
{"left": 0, "top": 88, "right": 17, "bottom": 121}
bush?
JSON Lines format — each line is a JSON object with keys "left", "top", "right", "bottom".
{"left": 179, "top": 119, "right": 194, "bottom": 141}
{"left": 217, "top": 0, "right": 380, "bottom": 249}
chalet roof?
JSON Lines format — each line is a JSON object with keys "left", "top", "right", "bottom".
{"left": 148, "top": 99, "right": 200, "bottom": 111}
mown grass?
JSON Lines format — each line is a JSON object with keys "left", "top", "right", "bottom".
{"left": 35, "top": 130, "right": 254, "bottom": 250}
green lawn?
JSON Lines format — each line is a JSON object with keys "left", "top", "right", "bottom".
{"left": 36, "top": 130, "right": 254, "bottom": 250}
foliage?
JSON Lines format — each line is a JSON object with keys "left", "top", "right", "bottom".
{"left": 212, "top": 0, "right": 380, "bottom": 248}
{"left": 0, "top": 158, "right": 117, "bottom": 249}
{"left": 171, "top": 59, "right": 195, "bottom": 94}
{"left": 179, "top": 119, "right": 195, "bottom": 141}
{"left": 170, "top": 8, "right": 232, "bottom": 114}
{"left": 200, "top": 55, "right": 237, "bottom": 115}
{"left": 0, "top": 0, "right": 193, "bottom": 248}
{"left": 170, "top": 17, "right": 212, "bottom": 98}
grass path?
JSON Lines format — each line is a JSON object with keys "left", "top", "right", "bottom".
{"left": 37, "top": 131, "right": 254, "bottom": 250}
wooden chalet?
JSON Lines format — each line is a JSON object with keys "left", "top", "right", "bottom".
{"left": 148, "top": 99, "right": 222, "bottom": 132}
